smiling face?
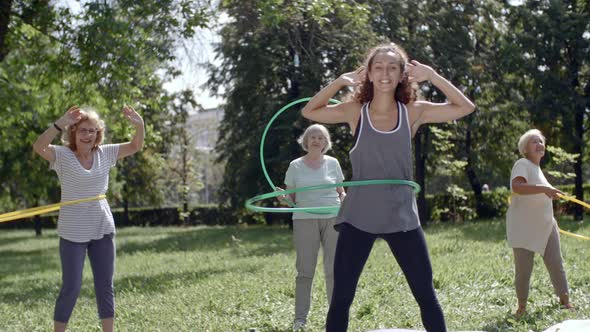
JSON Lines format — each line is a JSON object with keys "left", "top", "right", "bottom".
{"left": 306, "top": 130, "right": 327, "bottom": 154}
{"left": 73, "top": 120, "right": 99, "bottom": 151}
{"left": 525, "top": 134, "right": 545, "bottom": 159}
{"left": 66, "top": 109, "right": 105, "bottom": 152}
{"left": 368, "top": 51, "right": 404, "bottom": 93}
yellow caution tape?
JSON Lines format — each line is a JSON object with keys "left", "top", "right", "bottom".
{"left": 0, "top": 195, "right": 106, "bottom": 223}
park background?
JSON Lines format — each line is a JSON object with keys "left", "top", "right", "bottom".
{"left": 0, "top": 0, "right": 589, "bottom": 331}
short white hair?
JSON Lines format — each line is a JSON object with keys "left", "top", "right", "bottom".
{"left": 518, "top": 129, "right": 545, "bottom": 157}
{"left": 297, "top": 124, "right": 332, "bottom": 153}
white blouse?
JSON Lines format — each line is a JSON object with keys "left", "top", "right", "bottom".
{"left": 506, "top": 158, "right": 556, "bottom": 255}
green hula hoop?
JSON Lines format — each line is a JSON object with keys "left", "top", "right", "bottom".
{"left": 248, "top": 97, "right": 421, "bottom": 213}
{"left": 246, "top": 180, "right": 420, "bottom": 213}
{"left": 258, "top": 97, "right": 340, "bottom": 209}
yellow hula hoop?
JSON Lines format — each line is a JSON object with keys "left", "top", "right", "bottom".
{"left": 556, "top": 194, "right": 590, "bottom": 241}
{"left": 0, "top": 195, "right": 107, "bottom": 223}
{"left": 558, "top": 194, "right": 590, "bottom": 210}
{"left": 508, "top": 193, "right": 590, "bottom": 241}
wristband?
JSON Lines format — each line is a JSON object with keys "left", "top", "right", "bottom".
{"left": 53, "top": 123, "right": 63, "bottom": 132}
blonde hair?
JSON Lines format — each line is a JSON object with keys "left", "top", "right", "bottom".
{"left": 63, "top": 108, "right": 106, "bottom": 151}
{"left": 518, "top": 129, "right": 545, "bottom": 157}
{"left": 297, "top": 124, "right": 332, "bottom": 153}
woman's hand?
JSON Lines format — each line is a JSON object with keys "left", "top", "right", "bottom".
{"left": 122, "top": 105, "right": 144, "bottom": 128}
{"left": 406, "top": 60, "right": 436, "bottom": 83}
{"left": 116, "top": 104, "right": 146, "bottom": 159}
{"left": 543, "top": 186, "right": 564, "bottom": 200}
{"left": 56, "top": 105, "right": 83, "bottom": 128}
{"left": 338, "top": 191, "right": 347, "bottom": 202}
{"left": 275, "top": 187, "right": 288, "bottom": 205}
{"left": 337, "top": 67, "right": 366, "bottom": 87}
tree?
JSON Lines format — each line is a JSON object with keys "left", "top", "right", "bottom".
{"left": 506, "top": 0, "right": 589, "bottom": 220}
{"left": 0, "top": 0, "right": 13, "bottom": 61}
{"left": 209, "top": 0, "right": 379, "bottom": 214}
{"left": 368, "top": 0, "right": 536, "bottom": 221}
{"left": 0, "top": 0, "right": 212, "bottom": 220}
{"left": 159, "top": 90, "right": 204, "bottom": 224}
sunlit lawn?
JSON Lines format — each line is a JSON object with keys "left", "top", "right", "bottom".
{"left": 1, "top": 218, "right": 589, "bottom": 331}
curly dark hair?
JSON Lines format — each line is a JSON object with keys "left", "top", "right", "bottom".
{"left": 352, "top": 42, "right": 416, "bottom": 105}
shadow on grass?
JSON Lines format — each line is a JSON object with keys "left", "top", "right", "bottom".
{"left": 0, "top": 249, "right": 59, "bottom": 278}
{"left": 457, "top": 221, "right": 507, "bottom": 243}
{"left": 116, "top": 226, "right": 293, "bottom": 258}
{"left": 115, "top": 262, "right": 260, "bottom": 295}
{"left": 0, "top": 226, "right": 295, "bottom": 305}
{"left": 253, "top": 326, "right": 292, "bottom": 332}
{"left": 479, "top": 309, "right": 542, "bottom": 332}
{"left": 480, "top": 304, "right": 569, "bottom": 332}
{"left": 480, "top": 312, "right": 514, "bottom": 332}
{"left": 0, "top": 263, "right": 262, "bottom": 305}
{"left": 0, "top": 233, "right": 40, "bottom": 247}
{"left": 555, "top": 218, "right": 590, "bottom": 234}
{"left": 0, "top": 274, "right": 60, "bottom": 304}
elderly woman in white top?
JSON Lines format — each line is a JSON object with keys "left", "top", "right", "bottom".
{"left": 277, "top": 124, "right": 345, "bottom": 331}
{"left": 506, "top": 129, "right": 573, "bottom": 317}
{"left": 33, "top": 105, "right": 144, "bottom": 332}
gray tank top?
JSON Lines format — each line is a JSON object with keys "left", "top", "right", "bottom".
{"left": 335, "top": 101, "right": 421, "bottom": 234}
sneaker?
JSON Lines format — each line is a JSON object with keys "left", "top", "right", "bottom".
{"left": 293, "top": 319, "right": 306, "bottom": 331}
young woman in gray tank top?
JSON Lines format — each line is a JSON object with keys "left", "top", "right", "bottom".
{"left": 301, "top": 43, "right": 475, "bottom": 332}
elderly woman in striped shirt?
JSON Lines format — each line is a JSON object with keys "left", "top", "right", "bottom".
{"left": 33, "top": 105, "right": 144, "bottom": 332}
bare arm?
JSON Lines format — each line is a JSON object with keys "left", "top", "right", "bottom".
{"left": 512, "top": 176, "right": 563, "bottom": 199}
{"left": 117, "top": 106, "right": 145, "bottom": 159}
{"left": 301, "top": 68, "right": 365, "bottom": 128}
{"left": 407, "top": 60, "right": 476, "bottom": 130}
{"left": 33, "top": 126, "right": 60, "bottom": 163}
{"left": 33, "top": 106, "right": 83, "bottom": 162}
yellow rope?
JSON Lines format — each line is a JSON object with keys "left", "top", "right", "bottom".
{"left": 0, "top": 195, "right": 107, "bottom": 223}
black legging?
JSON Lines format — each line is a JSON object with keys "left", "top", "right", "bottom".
{"left": 326, "top": 223, "right": 447, "bottom": 332}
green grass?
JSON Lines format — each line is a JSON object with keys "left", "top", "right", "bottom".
{"left": 1, "top": 219, "right": 589, "bottom": 332}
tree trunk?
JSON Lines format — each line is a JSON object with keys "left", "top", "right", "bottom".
{"left": 583, "top": 59, "right": 590, "bottom": 222}
{"left": 571, "top": 57, "right": 584, "bottom": 221}
{"left": 34, "top": 215, "right": 42, "bottom": 236}
{"left": 123, "top": 183, "right": 130, "bottom": 226}
{"left": 182, "top": 138, "right": 190, "bottom": 226}
{"left": 183, "top": 200, "right": 189, "bottom": 225}
{"left": 465, "top": 121, "right": 484, "bottom": 218}
{"left": 0, "top": 0, "right": 12, "bottom": 62}
{"left": 414, "top": 128, "right": 428, "bottom": 226}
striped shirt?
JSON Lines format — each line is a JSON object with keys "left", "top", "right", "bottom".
{"left": 50, "top": 144, "right": 120, "bottom": 242}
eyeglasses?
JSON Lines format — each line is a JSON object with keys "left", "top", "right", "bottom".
{"left": 77, "top": 128, "right": 98, "bottom": 135}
